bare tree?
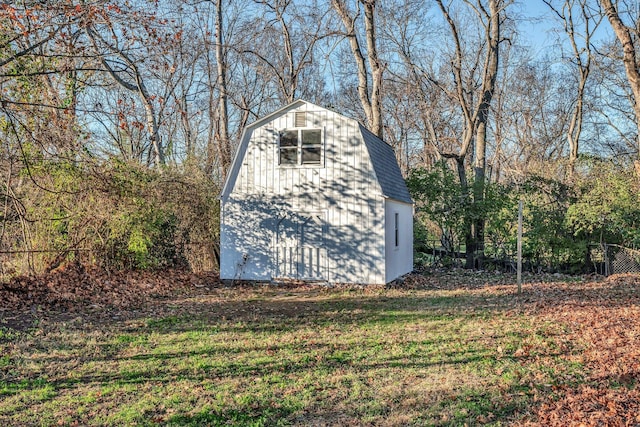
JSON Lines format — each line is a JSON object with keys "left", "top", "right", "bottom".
{"left": 331, "top": 0, "right": 384, "bottom": 137}
{"left": 600, "top": 0, "right": 640, "bottom": 157}
{"left": 242, "top": 0, "right": 332, "bottom": 105}
{"left": 214, "top": 0, "right": 232, "bottom": 179}
{"left": 494, "top": 56, "right": 574, "bottom": 178}
{"left": 545, "top": 0, "right": 601, "bottom": 175}
{"left": 85, "top": 11, "right": 166, "bottom": 166}
{"left": 433, "top": 0, "right": 510, "bottom": 268}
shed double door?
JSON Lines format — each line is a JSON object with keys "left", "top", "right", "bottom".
{"left": 274, "top": 212, "right": 327, "bottom": 281}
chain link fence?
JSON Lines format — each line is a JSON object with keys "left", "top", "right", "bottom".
{"left": 416, "top": 240, "right": 640, "bottom": 276}
{"left": 591, "top": 244, "right": 640, "bottom": 276}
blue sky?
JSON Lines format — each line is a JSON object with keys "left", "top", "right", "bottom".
{"left": 518, "top": 1, "right": 612, "bottom": 56}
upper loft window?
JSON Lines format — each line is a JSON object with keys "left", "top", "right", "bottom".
{"left": 279, "top": 128, "right": 323, "bottom": 166}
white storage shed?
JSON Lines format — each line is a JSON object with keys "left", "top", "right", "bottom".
{"left": 220, "top": 100, "right": 413, "bottom": 284}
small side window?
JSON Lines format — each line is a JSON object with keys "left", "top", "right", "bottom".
{"left": 394, "top": 213, "right": 399, "bottom": 247}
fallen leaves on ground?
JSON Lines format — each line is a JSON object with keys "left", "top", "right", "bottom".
{"left": 363, "top": 270, "right": 640, "bottom": 425}
{"left": 2, "top": 265, "right": 640, "bottom": 424}
{"left": 513, "top": 273, "right": 640, "bottom": 426}
{"left": 0, "top": 262, "right": 219, "bottom": 314}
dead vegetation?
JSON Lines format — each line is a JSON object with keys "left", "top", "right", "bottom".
{"left": 2, "top": 266, "right": 640, "bottom": 425}
{"left": 0, "top": 262, "right": 218, "bottom": 313}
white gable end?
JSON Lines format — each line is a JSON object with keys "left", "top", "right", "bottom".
{"left": 220, "top": 100, "right": 412, "bottom": 284}
{"left": 222, "top": 101, "right": 383, "bottom": 202}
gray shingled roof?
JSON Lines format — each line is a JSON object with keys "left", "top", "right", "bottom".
{"left": 359, "top": 124, "right": 413, "bottom": 204}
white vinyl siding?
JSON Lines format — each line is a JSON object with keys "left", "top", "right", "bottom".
{"left": 221, "top": 101, "right": 409, "bottom": 285}
{"left": 385, "top": 200, "right": 414, "bottom": 283}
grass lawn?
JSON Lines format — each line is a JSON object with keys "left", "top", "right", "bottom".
{"left": 1, "top": 271, "right": 639, "bottom": 426}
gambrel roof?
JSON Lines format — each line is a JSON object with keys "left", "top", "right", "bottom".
{"left": 222, "top": 99, "right": 412, "bottom": 205}
{"left": 359, "top": 124, "right": 413, "bottom": 204}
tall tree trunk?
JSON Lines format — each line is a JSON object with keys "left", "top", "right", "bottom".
{"left": 473, "top": 121, "right": 487, "bottom": 269}
{"left": 363, "top": 0, "right": 384, "bottom": 138}
{"left": 567, "top": 70, "right": 587, "bottom": 173}
{"left": 277, "top": 6, "right": 297, "bottom": 103}
{"left": 435, "top": 0, "right": 505, "bottom": 268}
{"left": 139, "top": 81, "right": 164, "bottom": 167}
{"left": 180, "top": 92, "right": 194, "bottom": 159}
{"left": 601, "top": 0, "right": 640, "bottom": 156}
{"left": 472, "top": 0, "right": 501, "bottom": 269}
{"left": 455, "top": 157, "right": 476, "bottom": 269}
{"left": 216, "top": 0, "right": 231, "bottom": 180}
{"left": 331, "top": 0, "right": 383, "bottom": 138}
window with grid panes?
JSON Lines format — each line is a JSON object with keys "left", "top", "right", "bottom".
{"left": 278, "top": 128, "right": 323, "bottom": 166}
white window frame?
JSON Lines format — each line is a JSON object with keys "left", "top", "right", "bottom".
{"left": 278, "top": 127, "right": 324, "bottom": 167}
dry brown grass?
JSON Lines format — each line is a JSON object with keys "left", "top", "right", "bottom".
{"left": 1, "top": 268, "right": 639, "bottom": 425}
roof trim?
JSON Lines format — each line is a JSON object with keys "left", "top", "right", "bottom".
{"left": 244, "top": 99, "right": 307, "bottom": 132}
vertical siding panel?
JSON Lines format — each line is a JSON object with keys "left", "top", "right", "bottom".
{"left": 227, "top": 102, "right": 401, "bottom": 285}
{"left": 353, "top": 119, "right": 359, "bottom": 197}
{"left": 263, "top": 127, "right": 269, "bottom": 193}
{"left": 324, "top": 114, "right": 332, "bottom": 283}
{"left": 250, "top": 129, "right": 257, "bottom": 192}
{"left": 284, "top": 108, "right": 290, "bottom": 195}
{"left": 237, "top": 140, "right": 243, "bottom": 195}
{"left": 250, "top": 128, "right": 264, "bottom": 193}
{"left": 273, "top": 119, "right": 278, "bottom": 195}
{"left": 269, "top": 119, "right": 280, "bottom": 194}
{"left": 273, "top": 124, "right": 278, "bottom": 195}
{"left": 258, "top": 127, "right": 266, "bottom": 192}
{"left": 340, "top": 117, "right": 349, "bottom": 283}
{"left": 357, "top": 122, "right": 368, "bottom": 282}
{"left": 320, "top": 111, "right": 328, "bottom": 198}
{"left": 286, "top": 156, "right": 291, "bottom": 198}
{"left": 266, "top": 125, "right": 272, "bottom": 194}
{"left": 272, "top": 125, "right": 277, "bottom": 195}
{"left": 332, "top": 115, "right": 339, "bottom": 227}
{"left": 252, "top": 128, "right": 259, "bottom": 192}
{"left": 246, "top": 129, "right": 253, "bottom": 194}
{"left": 261, "top": 129, "right": 267, "bottom": 191}
{"left": 236, "top": 154, "right": 242, "bottom": 195}
{"left": 240, "top": 137, "right": 248, "bottom": 194}
{"left": 275, "top": 115, "right": 283, "bottom": 196}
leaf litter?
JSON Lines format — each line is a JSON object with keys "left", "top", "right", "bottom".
{"left": 2, "top": 264, "right": 640, "bottom": 424}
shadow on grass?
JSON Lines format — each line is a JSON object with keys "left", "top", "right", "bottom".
{"left": 165, "top": 405, "right": 295, "bottom": 427}
{"left": 137, "top": 293, "right": 516, "bottom": 335}
{"left": 10, "top": 277, "right": 634, "bottom": 425}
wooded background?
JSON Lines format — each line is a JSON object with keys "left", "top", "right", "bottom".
{"left": 1, "top": 0, "right": 639, "bottom": 278}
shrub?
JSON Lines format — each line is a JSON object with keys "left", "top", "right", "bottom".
{"left": 4, "top": 158, "right": 220, "bottom": 275}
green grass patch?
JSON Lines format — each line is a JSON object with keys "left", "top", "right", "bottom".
{"left": 0, "top": 285, "right": 585, "bottom": 426}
